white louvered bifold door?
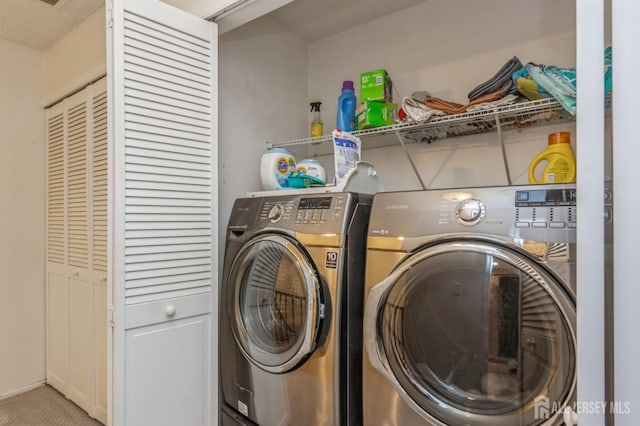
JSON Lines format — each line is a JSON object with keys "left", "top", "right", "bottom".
{"left": 66, "top": 98, "right": 89, "bottom": 269}
{"left": 92, "top": 86, "right": 109, "bottom": 273}
{"left": 89, "top": 78, "right": 109, "bottom": 425}
{"left": 112, "top": 0, "right": 216, "bottom": 305}
{"left": 108, "top": 0, "right": 217, "bottom": 424}
{"left": 47, "top": 109, "right": 66, "bottom": 265}
{"left": 46, "top": 101, "right": 69, "bottom": 394}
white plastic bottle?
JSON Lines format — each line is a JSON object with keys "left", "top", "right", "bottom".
{"left": 259, "top": 148, "right": 296, "bottom": 190}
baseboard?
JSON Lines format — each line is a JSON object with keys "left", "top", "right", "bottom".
{"left": 0, "top": 379, "right": 47, "bottom": 401}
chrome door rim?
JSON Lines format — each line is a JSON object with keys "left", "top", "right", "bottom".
{"left": 364, "top": 239, "right": 576, "bottom": 426}
{"left": 229, "top": 234, "right": 321, "bottom": 374}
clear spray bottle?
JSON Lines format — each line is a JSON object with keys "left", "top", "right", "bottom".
{"left": 310, "top": 102, "right": 323, "bottom": 137}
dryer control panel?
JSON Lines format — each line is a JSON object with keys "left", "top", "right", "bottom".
{"left": 513, "top": 187, "right": 577, "bottom": 229}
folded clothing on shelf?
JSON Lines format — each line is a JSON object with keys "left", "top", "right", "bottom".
{"left": 512, "top": 46, "right": 612, "bottom": 116}
{"left": 402, "top": 90, "right": 520, "bottom": 123}
{"left": 513, "top": 63, "right": 576, "bottom": 115}
{"left": 465, "top": 94, "right": 520, "bottom": 112}
{"left": 401, "top": 96, "right": 446, "bottom": 123}
{"left": 467, "top": 56, "right": 523, "bottom": 101}
{"left": 423, "top": 91, "right": 506, "bottom": 114}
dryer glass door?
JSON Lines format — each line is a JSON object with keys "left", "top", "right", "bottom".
{"left": 229, "top": 234, "right": 322, "bottom": 373}
{"left": 369, "top": 240, "right": 575, "bottom": 426}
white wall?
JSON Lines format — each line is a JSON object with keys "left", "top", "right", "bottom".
{"left": 0, "top": 38, "right": 46, "bottom": 399}
{"left": 218, "top": 14, "right": 308, "bottom": 242}
{"left": 43, "top": 6, "right": 106, "bottom": 106}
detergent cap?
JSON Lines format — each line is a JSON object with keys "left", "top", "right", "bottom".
{"left": 548, "top": 131, "right": 571, "bottom": 145}
{"left": 342, "top": 80, "right": 354, "bottom": 91}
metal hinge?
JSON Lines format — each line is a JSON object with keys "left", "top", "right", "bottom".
{"left": 106, "top": 4, "right": 113, "bottom": 29}
{"left": 107, "top": 304, "right": 115, "bottom": 328}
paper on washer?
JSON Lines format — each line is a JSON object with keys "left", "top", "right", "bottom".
{"left": 332, "top": 129, "right": 361, "bottom": 186}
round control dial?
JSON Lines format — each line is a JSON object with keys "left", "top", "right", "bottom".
{"left": 455, "top": 199, "right": 486, "bottom": 226}
{"left": 267, "top": 204, "right": 284, "bottom": 222}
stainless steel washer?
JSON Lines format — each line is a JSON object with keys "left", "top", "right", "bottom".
{"left": 363, "top": 184, "right": 578, "bottom": 426}
{"left": 220, "top": 192, "right": 371, "bottom": 425}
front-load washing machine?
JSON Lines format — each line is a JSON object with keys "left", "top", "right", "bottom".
{"left": 220, "top": 192, "right": 371, "bottom": 425}
{"left": 363, "top": 184, "right": 577, "bottom": 426}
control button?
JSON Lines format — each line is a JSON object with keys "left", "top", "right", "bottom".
{"left": 332, "top": 210, "right": 341, "bottom": 220}
{"left": 336, "top": 197, "right": 345, "bottom": 207}
{"left": 312, "top": 210, "right": 321, "bottom": 221}
{"left": 455, "top": 199, "right": 486, "bottom": 226}
{"left": 532, "top": 222, "right": 547, "bottom": 228}
{"left": 267, "top": 204, "right": 284, "bottom": 222}
{"left": 550, "top": 222, "right": 566, "bottom": 228}
{"left": 515, "top": 222, "right": 530, "bottom": 228}
{"left": 568, "top": 222, "right": 577, "bottom": 228}
{"left": 321, "top": 210, "right": 329, "bottom": 220}
{"left": 304, "top": 210, "right": 313, "bottom": 221}
{"left": 296, "top": 211, "right": 304, "bottom": 221}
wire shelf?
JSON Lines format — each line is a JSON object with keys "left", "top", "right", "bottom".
{"left": 267, "top": 98, "right": 573, "bottom": 151}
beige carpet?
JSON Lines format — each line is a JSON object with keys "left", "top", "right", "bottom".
{"left": 0, "top": 385, "right": 102, "bottom": 425}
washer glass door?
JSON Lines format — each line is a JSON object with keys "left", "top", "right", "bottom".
{"left": 369, "top": 240, "right": 575, "bottom": 426}
{"left": 229, "top": 234, "right": 322, "bottom": 373}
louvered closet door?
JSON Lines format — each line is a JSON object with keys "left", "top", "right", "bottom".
{"left": 63, "top": 90, "right": 94, "bottom": 415}
{"left": 90, "top": 77, "right": 109, "bottom": 425}
{"left": 46, "top": 102, "right": 69, "bottom": 393}
{"left": 47, "top": 109, "right": 65, "bottom": 266}
{"left": 46, "top": 79, "right": 109, "bottom": 421}
{"left": 108, "top": 0, "right": 217, "bottom": 424}
{"left": 114, "top": 1, "right": 216, "bottom": 304}
{"left": 66, "top": 97, "right": 89, "bottom": 270}
{"left": 92, "top": 84, "right": 108, "bottom": 274}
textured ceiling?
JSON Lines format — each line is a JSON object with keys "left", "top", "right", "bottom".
{"left": 0, "top": 0, "right": 427, "bottom": 51}
{"left": 0, "top": 0, "right": 103, "bottom": 51}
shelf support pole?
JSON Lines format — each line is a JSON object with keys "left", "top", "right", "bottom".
{"left": 394, "top": 130, "right": 426, "bottom": 190}
{"left": 494, "top": 113, "right": 512, "bottom": 186}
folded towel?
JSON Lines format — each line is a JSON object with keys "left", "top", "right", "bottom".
{"left": 525, "top": 63, "right": 576, "bottom": 115}
{"left": 466, "top": 94, "right": 521, "bottom": 112}
{"left": 402, "top": 96, "right": 446, "bottom": 123}
{"left": 468, "top": 56, "right": 523, "bottom": 101}
{"left": 512, "top": 67, "right": 552, "bottom": 101}
{"left": 402, "top": 91, "right": 519, "bottom": 124}
{"left": 425, "top": 91, "right": 506, "bottom": 115}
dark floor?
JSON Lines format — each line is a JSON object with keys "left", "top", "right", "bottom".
{"left": 0, "top": 385, "right": 102, "bottom": 425}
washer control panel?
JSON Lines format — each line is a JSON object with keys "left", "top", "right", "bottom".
{"left": 256, "top": 194, "right": 349, "bottom": 230}
{"left": 294, "top": 195, "right": 346, "bottom": 225}
{"left": 260, "top": 200, "right": 295, "bottom": 223}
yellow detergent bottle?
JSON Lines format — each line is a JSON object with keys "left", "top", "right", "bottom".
{"left": 528, "top": 131, "right": 576, "bottom": 184}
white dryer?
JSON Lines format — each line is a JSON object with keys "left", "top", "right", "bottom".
{"left": 363, "top": 184, "right": 578, "bottom": 426}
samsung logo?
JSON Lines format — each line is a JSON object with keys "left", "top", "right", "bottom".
{"left": 385, "top": 204, "right": 409, "bottom": 210}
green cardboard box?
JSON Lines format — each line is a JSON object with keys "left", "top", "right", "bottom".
{"left": 360, "top": 69, "right": 393, "bottom": 102}
{"left": 357, "top": 100, "right": 398, "bottom": 130}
